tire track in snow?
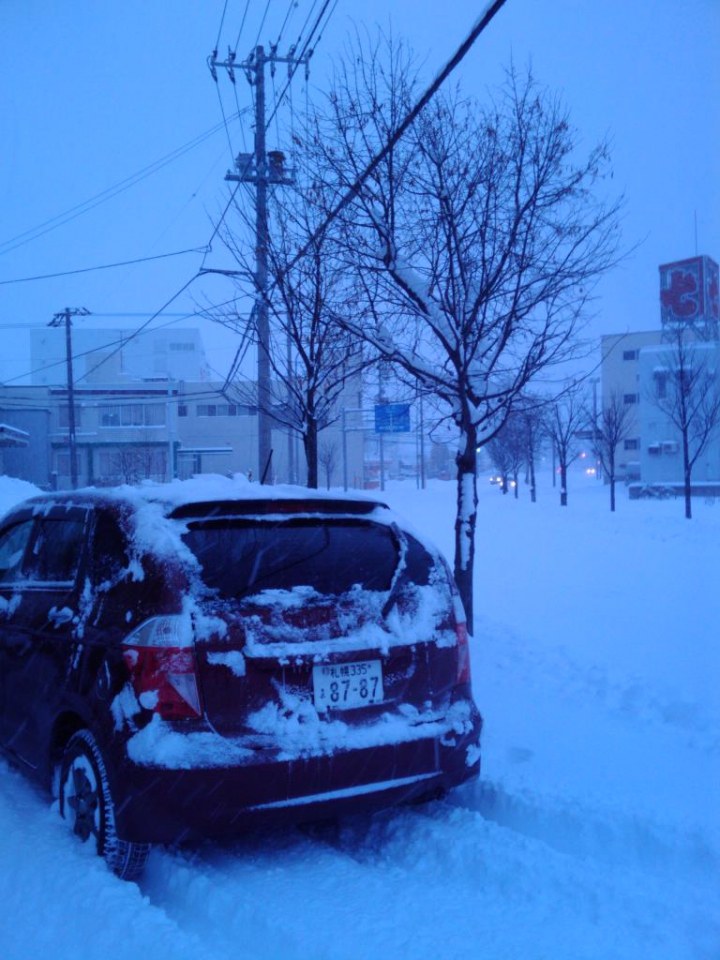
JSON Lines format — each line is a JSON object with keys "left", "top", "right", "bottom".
{"left": 137, "top": 798, "right": 717, "bottom": 960}
{"left": 448, "top": 778, "right": 720, "bottom": 878}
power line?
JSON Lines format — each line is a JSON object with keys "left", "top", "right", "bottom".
{"left": 234, "top": 0, "right": 253, "bottom": 53}
{"left": 264, "top": 0, "right": 337, "bottom": 135}
{"left": 0, "top": 112, "right": 247, "bottom": 258}
{"left": 275, "top": 0, "right": 299, "bottom": 50}
{"left": 0, "top": 248, "right": 206, "bottom": 286}
{"left": 280, "top": 0, "right": 509, "bottom": 279}
{"left": 214, "top": 0, "right": 230, "bottom": 51}
{"left": 253, "top": 0, "right": 273, "bottom": 50}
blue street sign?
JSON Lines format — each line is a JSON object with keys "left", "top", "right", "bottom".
{"left": 374, "top": 403, "right": 411, "bottom": 434}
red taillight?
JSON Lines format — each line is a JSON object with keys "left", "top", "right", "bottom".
{"left": 452, "top": 594, "right": 471, "bottom": 684}
{"left": 123, "top": 616, "right": 202, "bottom": 721}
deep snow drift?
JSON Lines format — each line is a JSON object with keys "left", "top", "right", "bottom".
{"left": 0, "top": 471, "right": 717, "bottom": 960}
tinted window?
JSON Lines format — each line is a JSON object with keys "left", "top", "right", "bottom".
{"left": 90, "top": 511, "right": 129, "bottom": 581}
{"left": 0, "top": 521, "right": 34, "bottom": 584}
{"left": 403, "top": 534, "right": 438, "bottom": 586}
{"left": 25, "top": 518, "right": 86, "bottom": 583}
{"left": 182, "top": 520, "right": 401, "bottom": 598}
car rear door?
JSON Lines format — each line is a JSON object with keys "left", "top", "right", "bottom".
{"left": 182, "top": 514, "right": 458, "bottom": 741}
{"left": 0, "top": 506, "right": 89, "bottom": 767}
{"left": 0, "top": 514, "right": 36, "bottom": 749}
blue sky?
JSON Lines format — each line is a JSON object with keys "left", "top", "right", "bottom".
{"left": 1, "top": 0, "right": 718, "bottom": 385}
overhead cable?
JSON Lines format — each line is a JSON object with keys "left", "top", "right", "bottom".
{"left": 278, "top": 0, "right": 509, "bottom": 279}
{"left": 0, "top": 248, "right": 207, "bottom": 286}
{"left": 0, "top": 112, "right": 247, "bottom": 257}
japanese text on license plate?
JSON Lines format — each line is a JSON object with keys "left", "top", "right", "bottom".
{"left": 312, "top": 660, "right": 383, "bottom": 711}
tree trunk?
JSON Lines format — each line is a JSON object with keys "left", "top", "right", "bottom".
{"left": 560, "top": 463, "right": 568, "bottom": 506}
{"left": 304, "top": 415, "right": 319, "bottom": 489}
{"left": 529, "top": 451, "right": 537, "bottom": 503}
{"left": 513, "top": 470, "right": 519, "bottom": 499}
{"left": 682, "top": 430, "right": 692, "bottom": 519}
{"left": 610, "top": 476, "right": 616, "bottom": 512}
{"left": 454, "top": 426, "right": 478, "bottom": 636}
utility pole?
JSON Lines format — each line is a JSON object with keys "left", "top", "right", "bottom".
{"left": 210, "top": 44, "right": 306, "bottom": 483}
{"left": 49, "top": 307, "right": 90, "bottom": 489}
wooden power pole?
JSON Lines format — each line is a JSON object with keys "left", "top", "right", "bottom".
{"left": 49, "top": 307, "right": 90, "bottom": 489}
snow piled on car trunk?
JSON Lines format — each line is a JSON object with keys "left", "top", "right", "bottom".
{"left": 0, "top": 471, "right": 718, "bottom": 960}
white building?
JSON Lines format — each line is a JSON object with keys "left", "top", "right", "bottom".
{"left": 30, "top": 327, "right": 211, "bottom": 386}
{"left": 600, "top": 254, "right": 720, "bottom": 493}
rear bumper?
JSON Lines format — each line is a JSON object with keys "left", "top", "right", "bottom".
{"left": 111, "top": 701, "right": 482, "bottom": 844}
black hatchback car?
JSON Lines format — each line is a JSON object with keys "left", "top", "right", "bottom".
{"left": 0, "top": 480, "right": 482, "bottom": 879}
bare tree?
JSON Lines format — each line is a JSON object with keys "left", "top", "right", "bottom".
{"left": 518, "top": 397, "right": 546, "bottom": 503}
{"left": 647, "top": 329, "right": 720, "bottom": 519}
{"left": 318, "top": 438, "right": 338, "bottom": 490}
{"left": 547, "top": 390, "right": 586, "bottom": 506}
{"left": 310, "top": 36, "right": 622, "bottom": 631}
{"left": 487, "top": 412, "right": 527, "bottom": 498}
{"left": 220, "top": 184, "right": 367, "bottom": 488}
{"left": 589, "top": 391, "right": 633, "bottom": 512}
{"left": 105, "top": 444, "right": 165, "bottom": 485}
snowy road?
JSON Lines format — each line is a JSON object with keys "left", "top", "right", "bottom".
{"left": 0, "top": 475, "right": 718, "bottom": 959}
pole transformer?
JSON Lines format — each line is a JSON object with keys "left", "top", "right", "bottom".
{"left": 49, "top": 307, "right": 90, "bottom": 490}
{"left": 210, "top": 44, "right": 306, "bottom": 483}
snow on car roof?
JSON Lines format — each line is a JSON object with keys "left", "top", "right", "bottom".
{"left": 20, "top": 473, "right": 386, "bottom": 511}
{"left": 11, "top": 474, "right": 445, "bottom": 575}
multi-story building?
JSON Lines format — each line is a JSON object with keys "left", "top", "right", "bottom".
{"left": 0, "top": 378, "right": 365, "bottom": 491}
{"left": 637, "top": 340, "right": 720, "bottom": 487}
{"left": 601, "top": 254, "right": 720, "bottom": 491}
{"left": 600, "top": 330, "right": 664, "bottom": 481}
{"left": 1, "top": 326, "right": 368, "bottom": 490}
{"left": 30, "top": 326, "right": 211, "bottom": 386}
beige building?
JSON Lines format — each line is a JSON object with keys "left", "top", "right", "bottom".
{"left": 600, "top": 331, "right": 663, "bottom": 480}
{"left": 0, "top": 379, "right": 365, "bottom": 491}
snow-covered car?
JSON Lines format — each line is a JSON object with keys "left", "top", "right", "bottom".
{"left": 0, "top": 480, "right": 482, "bottom": 879}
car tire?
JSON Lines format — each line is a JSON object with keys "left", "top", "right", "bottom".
{"left": 59, "top": 729, "right": 149, "bottom": 881}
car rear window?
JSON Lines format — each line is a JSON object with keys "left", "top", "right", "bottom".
{"left": 181, "top": 519, "right": 435, "bottom": 599}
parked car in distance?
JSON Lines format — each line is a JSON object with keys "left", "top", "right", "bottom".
{"left": 0, "top": 479, "right": 482, "bottom": 879}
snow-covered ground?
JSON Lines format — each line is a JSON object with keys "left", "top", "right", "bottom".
{"left": 0, "top": 471, "right": 718, "bottom": 960}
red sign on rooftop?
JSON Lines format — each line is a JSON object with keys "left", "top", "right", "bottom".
{"left": 659, "top": 255, "right": 720, "bottom": 327}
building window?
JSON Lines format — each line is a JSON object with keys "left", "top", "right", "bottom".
{"left": 623, "top": 394, "right": 639, "bottom": 405}
{"left": 178, "top": 404, "right": 188, "bottom": 418}
{"left": 99, "top": 403, "right": 166, "bottom": 428}
{"left": 170, "top": 342, "right": 195, "bottom": 352}
{"left": 622, "top": 350, "right": 638, "bottom": 361}
{"left": 624, "top": 438, "right": 640, "bottom": 451}
{"left": 655, "top": 374, "right": 668, "bottom": 399}
{"left": 144, "top": 403, "right": 165, "bottom": 426}
{"left": 197, "top": 403, "right": 238, "bottom": 418}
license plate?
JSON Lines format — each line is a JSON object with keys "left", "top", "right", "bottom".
{"left": 312, "top": 660, "right": 383, "bottom": 711}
